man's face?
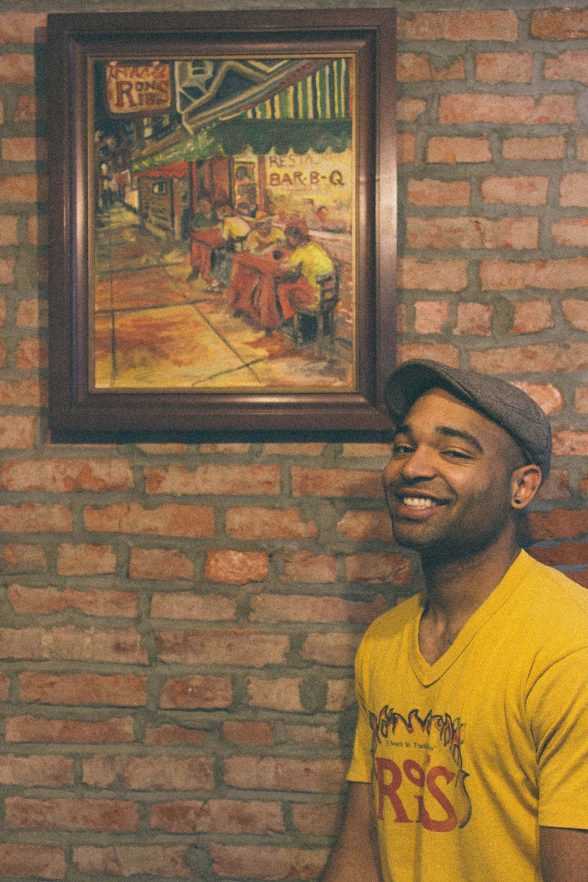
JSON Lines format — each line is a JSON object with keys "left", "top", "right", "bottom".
{"left": 382, "top": 388, "right": 525, "bottom": 564}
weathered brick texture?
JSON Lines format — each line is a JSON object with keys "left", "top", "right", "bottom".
{"left": 0, "top": 4, "right": 586, "bottom": 880}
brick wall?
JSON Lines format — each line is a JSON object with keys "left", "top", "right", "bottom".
{"left": 1, "top": 3, "right": 587, "bottom": 880}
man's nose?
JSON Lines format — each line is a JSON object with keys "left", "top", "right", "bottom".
{"left": 400, "top": 445, "right": 437, "bottom": 480}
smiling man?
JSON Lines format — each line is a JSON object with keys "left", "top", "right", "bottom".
{"left": 321, "top": 360, "right": 588, "bottom": 882}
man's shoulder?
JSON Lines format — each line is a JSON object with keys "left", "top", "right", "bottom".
{"left": 517, "top": 552, "right": 588, "bottom": 645}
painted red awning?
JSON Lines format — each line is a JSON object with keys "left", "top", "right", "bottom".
{"left": 136, "top": 161, "right": 189, "bottom": 179}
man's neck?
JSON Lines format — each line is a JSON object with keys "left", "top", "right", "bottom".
{"left": 420, "top": 531, "right": 520, "bottom": 641}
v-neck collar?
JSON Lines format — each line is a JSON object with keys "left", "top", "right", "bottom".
{"left": 409, "top": 551, "right": 533, "bottom": 686}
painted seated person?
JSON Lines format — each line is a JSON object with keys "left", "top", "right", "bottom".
{"left": 244, "top": 211, "right": 285, "bottom": 255}
{"left": 192, "top": 193, "right": 218, "bottom": 230}
{"left": 277, "top": 219, "right": 334, "bottom": 329}
{"left": 209, "top": 200, "right": 252, "bottom": 290}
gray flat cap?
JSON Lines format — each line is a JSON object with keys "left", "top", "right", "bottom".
{"left": 384, "top": 360, "right": 551, "bottom": 480}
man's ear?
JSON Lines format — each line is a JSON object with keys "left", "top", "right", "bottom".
{"left": 510, "top": 464, "right": 543, "bottom": 511}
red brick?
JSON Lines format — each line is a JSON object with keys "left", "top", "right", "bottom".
{"left": 223, "top": 720, "right": 275, "bottom": 745}
{"left": 398, "top": 53, "right": 465, "bottom": 83}
{"left": 399, "top": 257, "right": 468, "bottom": 292}
{"left": 340, "top": 443, "right": 392, "bottom": 459}
{"left": 28, "top": 213, "right": 47, "bottom": 245}
{"left": 480, "top": 258, "right": 588, "bottom": 291}
{"left": 532, "top": 10, "right": 588, "bottom": 40}
{"left": 73, "top": 847, "right": 191, "bottom": 878}
{"left": 502, "top": 137, "right": 566, "bottom": 161}
{"left": 226, "top": 506, "right": 318, "bottom": 539}
{"left": 0, "top": 14, "right": 46, "bottom": 43}
{"left": 0, "top": 379, "right": 44, "bottom": 406}
{"left": 8, "top": 584, "right": 136, "bottom": 617}
{"left": 211, "top": 844, "right": 328, "bottom": 879}
{"left": 454, "top": 303, "right": 493, "bottom": 336}
{"left": 292, "top": 802, "right": 340, "bottom": 836}
{"left": 83, "top": 755, "right": 214, "bottom": 791}
{"left": 223, "top": 756, "right": 347, "bottom": 793}
{"left": 160, "top": 675, "right": 232, "bottom": 709}
{"left": 84, "top": 501, "right": 215, "bottom": 538}
{"left": 291, "top": 467, "right": 383, "bottom": 498}
{"left": 0, "top": 625, "right": 147, "bottom": 663}
{"left": 5, "top": 796, "right": 140, "bottom": 831}
{"left": 0, "top": 54, "right": 34, "bottom": 84}
{"left": 0, "top": 672, "right": 9, "bottom": 700}
{"left": 552, "top": 218, "right": 588, "bottom": 247}
{"left": 144, "top": 724, "right": 207, "bottom": 746}
{"left": 427, "top": 136, "right": 491, "bottom": 164}
{"left": 407, "top": 178, "right": 470, "bottom": 206}
{"left": 512, "top": 382, "right": 563, "bottom": 415}
{"left": 345, "top": 553, "right": 413, "bottom": 585}
{"left": 144, "top": 463, "right": 280, "bottom": 495}
{"left": 576, "top": 388, "right": 588, "bottom": 414}
{"left": 280, "top": 550, "right": 337, "bottom": 583}
{"left": 250, "top": 593, "right": 388, "bottom": 624}
{"left": 19, "top": 672, "right": 147, "bottom": 706}
{"left": 407, "top": 216, "right": 538, "bottom": 250}
{"left": 561, "top": 173, "right": 588, "bottom": 207}
{"left": 0, "top": 844, "right": 65, "bottom": 880}
{"left": 13, "top": 95, "right": 37, "bottom": 121}
{"left": 398, "top": 343, "right": 460, "bottom": 365}
{"left": 552, "top": 431, "right": 588, "bottom": 457}
{"left": 155, "top": 628, "right": 288, "bottom": 667}
{"left": 471, "top": 344, "right": 588, "bottom": 374}
{"left": 529, "top": 543, "right": 588, "bottom": 567}
{"left": 439, "top": 94, "right": 575, "bottom": 125}
{"left": 0, "top": 543, "right": 46, "bottom": 574}
{"left": 0, "top": 415, "right": 36, "bottom": 449}
{"left": 0, "top": 754, "right": 73, "bottom": 786}
{"left": 562, "top": 299, "right": 588, "bottom": 332}
{"left": 0, "top": 457, "right": 133, "bottom": 491}
{"left": 301, "top": 632, "right": 362, "bottom": 667}
{"left": 5, "top": 715, "right": 134, "bottom": 744}
{"left": 536, "top": 468, "right": 570, "bottom": 501}
{"left": 0, "top": 215, "right": 18, "bottom": 244}
{"left": 0, "top": 503, "right": 71, "bottom": 533}
{"left": 326, "top": 679, "right": 356, "bottom": 711}
{"left": 261, "top": 442, "right": 325, "bottom": 456}
{"left": 3, "top": 136, "right": 45, "bottom": 161}
{"left": 151, "top": 592, "right": 236, "bottom": 621}
{"left": 0, "top": 256, "right": 15, "bottom": 284}
{"left": 481, "top": 176, "right": 548, "bottom": 205}
{"left": 399, "top": 11, "right": 518, "bottom": 41}
{"left": 527, "top": 509, "right": 588, "bottom": 541}
{"left": 136, "top": 443, "right": 188, "bottom": 455}
{"left": 150, "top": 798, "right": 284, "bottom": 834}
{"left": 544, "top": 50, "right": 588, "bottom": 85}
{"left": 398, "top": 132, "right": 416, "bottom": 164}
{"left": 510, "top": 300, "right": 554, "bottom": 334}
{"left": 475, "top": 52, "right": 532, "bottom": 83}
{"left": 577, "top": 135, "right": 588, "bottom": 160}
{"left": 16, "top": 338, "right": 47, "bottom": 370}
{"left": 57, "top": 543, "right": 116, "bottom": 576}
{"left": 285, "top": 724, "right": 339, "bottom": 745}
{"left": 397, "top": 98, "right": 427, "bottom": 122}
{"left": 205, "top": 550, "right": 269, "bottom": 584}
{"left": 129, "top": 547, "right": 194, "bottom": 581}
{"left": 0, "top": 174, "right": 46, "bottom": 203}
{"left": 17, "top": 298, "right": 48, "bottom": 328}
{"left": 198, "top": 442, "right": 251, "bottom": 454}
{"left": 246, "top": 676, "right": 303, "bottom": 711}
{"left": 336, "top": 510, "right": 393, "bottom": 542}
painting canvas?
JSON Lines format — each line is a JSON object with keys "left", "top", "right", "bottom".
{"left": 47, "top": 10, "right": 396, "bottom": 434}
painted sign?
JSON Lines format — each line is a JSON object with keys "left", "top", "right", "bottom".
{"left": 106, "top": 62, "right": 172, "bottom": 115}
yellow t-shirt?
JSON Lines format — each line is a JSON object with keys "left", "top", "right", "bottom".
{"left": 221, "top": 215, "right": 251, "bottom": 242}
{"left": 284, "top": 241, "right": 334, "bottom": 293}
{"left": 347, "top": 551, "right": 588, "bottom": 882}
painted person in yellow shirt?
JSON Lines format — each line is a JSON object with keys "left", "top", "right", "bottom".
{"left": 209, "top": 200, "right": 252, "bottom": 289}
{"left": 277, "top": 219, "right": 334, "bottom": 322}
{"left": 244, "top": 211, "right": 285, "bottom": 255}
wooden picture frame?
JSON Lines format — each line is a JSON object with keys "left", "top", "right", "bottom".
{"left": 47, "top": 9, "right": 396, "bottom": 436}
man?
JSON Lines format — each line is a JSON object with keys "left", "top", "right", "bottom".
{"left": 322, "top": 360, "right": 588, "bottom": 882}
{"left": 244, "top": 211, "right": 284, "bottom": 255}
{"left": 209, "top": 200, "right": 252, "bottom": 290}
{"left": 277, "top": 218, "right": 334, "bottom": 323}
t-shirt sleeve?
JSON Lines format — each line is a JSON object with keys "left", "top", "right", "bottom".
{"left": 527, "top": 646, "right": 588, "bottom": 830}
{"left": 346, "top": 639, "right": 373, "bottom": 783}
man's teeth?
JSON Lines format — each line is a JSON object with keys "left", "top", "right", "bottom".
{"left": 403, "top": 497, "right": 435, "bottom": 509}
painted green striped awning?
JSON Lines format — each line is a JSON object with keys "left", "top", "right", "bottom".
{"left": 244, "top": 58, "right": 351, "bottom": 122}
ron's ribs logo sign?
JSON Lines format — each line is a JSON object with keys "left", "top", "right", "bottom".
{"left": 106, "top": 62, "right": 172, "bottom": 115}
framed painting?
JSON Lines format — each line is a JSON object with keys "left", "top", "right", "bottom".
{"left": 47, "top": 9, "right": 396, "bottom": 435}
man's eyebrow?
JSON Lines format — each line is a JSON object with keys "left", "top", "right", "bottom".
{"left": 394, "top": 423, "right": 485, "bottom": 454}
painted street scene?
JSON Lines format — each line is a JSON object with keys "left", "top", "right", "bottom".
{"left": 93, "top": 55, "right": 357, "bottom": 391}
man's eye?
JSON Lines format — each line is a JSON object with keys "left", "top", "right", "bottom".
{"left": 392, "top": 442, "right": 413, "bottom": 455}
{"left": 443, "top": 448, "right": 473, "bottom": 460}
